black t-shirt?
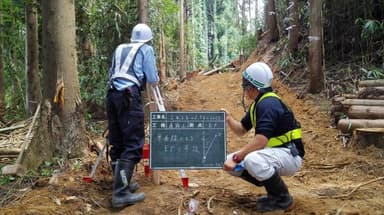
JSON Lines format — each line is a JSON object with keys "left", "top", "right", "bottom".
{"left": 240, "top": 92, "right": 305, "bottom": 158}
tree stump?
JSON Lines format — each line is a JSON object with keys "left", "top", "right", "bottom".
{"left": 353, "top": 128, "right": 384, "bottom": 148}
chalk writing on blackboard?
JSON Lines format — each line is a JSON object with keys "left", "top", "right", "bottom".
{"left": 150, "top": 111, "right": 226, "bottom": 169}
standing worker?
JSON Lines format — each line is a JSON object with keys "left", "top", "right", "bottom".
{"left": 106, "top": 23, "right": 159, "bottom": 208}
{"left": 221, "top": 62, "right": 305, "bottom": 212}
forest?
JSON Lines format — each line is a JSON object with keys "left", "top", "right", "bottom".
{"left": 1, "top": 0, "right": 384, "bottom": 214}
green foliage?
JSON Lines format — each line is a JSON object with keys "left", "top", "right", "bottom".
{"left": 0, "top": 164, "right": 15, "bottom": 185}
{"left": 278, "top": 53, "right": 294, "bottom": 70}
{"left": 38, "top": 157, "right": 63, "bottom": 177}
{"left": 360, "top": 64, "right": 384, "bottom": 80}
{"left": 0, "top": 0, "right": 260, "bottom": 121}
{"left": 0, "top": 0, "right": 27, "bottom": 120}
{"left": 0, "top": 175, "right": 14, "bottom": 185}
{"left": 72, "top": 159, "right": 83, "bottom": 172}
{"left": 40, "top": 160, "right": 53, "bottom": 177}
{"left": 277, "top": 45, "right": 307, "bottom": 72}
{"left": 355, "top": 18, "right": 384, "bottom": 39}
{"left": 149, "top": 0, "right": 179, "bottom": 72}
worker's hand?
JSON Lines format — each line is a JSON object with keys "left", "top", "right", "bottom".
{"left": 220, "top": 108, "right": 232, "bottom": 123}
{"left": 223, "top": 158, "right": 237, "bottom": 171}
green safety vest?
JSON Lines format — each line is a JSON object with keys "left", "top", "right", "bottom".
{"left": 249, "top": 92, "right": 302, "bottom": 147}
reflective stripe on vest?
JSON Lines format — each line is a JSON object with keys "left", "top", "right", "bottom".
{"left": 111, "top": 42, "right": 144, "bottom": 87}
{"left": 249, "top": 92, "right": 302, "bottom": 147}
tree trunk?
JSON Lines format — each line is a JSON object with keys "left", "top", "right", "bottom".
{"left": 308, "top": 0, "right": 323, "bottom": 93}
{"left": 0, "top": 10, "right": 5, "bottom": 122}
{"left": 288, "top": 0, "right": 299, "bottom": 52}
{"left": 138, "top": 0, "right": 148, "bottom": 23}
{"left": 179, "top": 0, "right": 186, "bottom": 80}
{"left": 241, "top": 0, "right": 247, "bottom": 36}
{"left": 21, "top": 0, "right": 87, "bottom": 170}
{"left": 159, "top": 27, "right": 167, "bottom": 83}
{"left": 338, "top": 119, "right": 384, "bottom": 133}
{"left": 25, "top": 0, "right": 41, "bottom": 117}
{"left": 267, "top": 0, "right": 279, "bottom": 42}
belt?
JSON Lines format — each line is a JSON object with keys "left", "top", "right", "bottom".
{"left": 109, "top": 84, "right": 137, "bottom": 92}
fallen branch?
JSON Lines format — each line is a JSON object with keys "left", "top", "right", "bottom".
{"left": 0, "top": 124, "right": 26, "bottom": 133}
{"left": 331, "top": 176, "right": 384, "bottom": 199}
{"left": 201, "top": 62, "right": 233, "bottom": 76}
{"left": 16, "top": 103, "right": 41, "bottom": 165}
{"left": 207, "top": 194, "right": 216, "bottom": 214}
{"left": 309, "top": 162, "right": 350, "bottom": 169}
{"left": 177, "top": 198, "right": 183, "bottom": 215}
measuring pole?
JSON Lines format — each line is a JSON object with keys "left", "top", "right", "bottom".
{"left": 150, "top": 85, "right": 189, "bottom": 188}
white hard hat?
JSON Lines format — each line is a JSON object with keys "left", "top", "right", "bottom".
{"left": 131, "top": 23, "right": 153, "bottom": 43}
{"left": 242, "top": 62, "right": 273, "bottom": 89}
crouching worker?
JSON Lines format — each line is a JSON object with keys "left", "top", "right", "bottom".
{"left": 106, "top": 23, "right": 159, "bottom": 208}
{"left": 221, "top": 62, "right": 305, "bottom": 212}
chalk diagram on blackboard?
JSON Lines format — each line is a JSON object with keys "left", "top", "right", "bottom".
{"left": 202, "top": 131, "right": 222, "bottom": 163}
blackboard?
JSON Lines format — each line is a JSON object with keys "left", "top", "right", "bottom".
{"left": 149, "top": 111, "right": 226, "bottom": 169}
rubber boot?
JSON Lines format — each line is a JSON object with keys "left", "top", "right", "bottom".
{"left": 240, "top": 170, "right": 264, "bottom": 187}
{"left": 111, "top": 161, "right": 139, "bottom": 193}
{"left": 112, "top": 159, "right": 145, "bottom": 208}
{"left": 257, "top": 172, "right": 293, "bottom": 212}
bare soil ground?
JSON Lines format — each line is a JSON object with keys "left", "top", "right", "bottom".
{"left": 1, "top": 45, "right": 384, "bottom": 215}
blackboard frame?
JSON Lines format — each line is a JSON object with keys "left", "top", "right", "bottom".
{"left": 149, "top": 111, "right": 226, "bottom": 169}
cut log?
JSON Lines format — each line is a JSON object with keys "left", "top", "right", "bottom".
{"left": 341, "top": 99, "right": 384, "bottom": 107}
{"left": 358, "top": 79, "right": 384, "bottom": 87}
{"left": 353, "top": 128, "right": 384, "bottom": 148}
{"left": 347, "top": 105, "right": 384, "bottom": 119}
{"left": 341, "top": 99, "right": 384, "bottom": 113}
{"left": 331, "top": 95, "right": 345, "bottom": 105}
{"left": 201, "top": 62, "right": 233, "bottom": 76}
{"left": 358, "top": 87, "right": 384, "bottom": 99}
{"left": 359, "top": 86, "right": 384, "bottom": 91}
{"left": 337, "top": 119, "right": 384, "bottom": 133}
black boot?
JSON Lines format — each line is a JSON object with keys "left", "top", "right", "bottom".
{"left": 240, "top": 170, "right": 264, "bottom": 187}
{"left": 257, "top": 172, "right": 293, "bottom": 212}
{"left": 112, "top": 159, "right": 145, "bottom": 208}
{"left": 111, "top": 161, "right": 139, "bottom": 193}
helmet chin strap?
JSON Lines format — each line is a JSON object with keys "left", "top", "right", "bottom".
{"left": 242, "top": 90, "right": 247, "bottom": 113}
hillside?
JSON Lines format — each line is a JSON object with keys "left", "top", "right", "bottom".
{"left": 1, "top": 44, "right": 384, "bottom": 215}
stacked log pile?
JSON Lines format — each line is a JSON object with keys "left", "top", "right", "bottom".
{"left": 331, "top": 79, "right": 384, "bottom": 147}
{"left": 0, "top": 118, "right": 33, "bottom": 162}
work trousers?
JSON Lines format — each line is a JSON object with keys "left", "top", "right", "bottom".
{"left": 227, "top": 146, "right": 302, "bottom": 181}
{"left": 106, "top": 85, "right": 145, "bottom": 163}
